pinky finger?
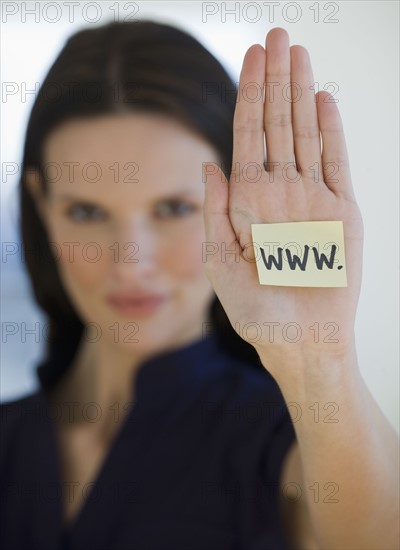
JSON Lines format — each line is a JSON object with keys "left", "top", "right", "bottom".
{"left": 317, "top": 91, "right": 355, "bottom": 201}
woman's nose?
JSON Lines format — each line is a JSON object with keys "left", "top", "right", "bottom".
{"left": 111, "top": 218, "right": 159, "bottom": 276}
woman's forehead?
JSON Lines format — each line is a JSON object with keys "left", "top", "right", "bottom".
{"left": 43, "top": 112, "right": 217, "bottom": 160}
{"left": 42, "top": 113, "right": 219, "bottom": 193}
{"left": 41, "top": 114, "right": 215, "bottom": 203}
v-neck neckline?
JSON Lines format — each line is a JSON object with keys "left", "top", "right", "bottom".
{"left": 35, "top": 332, "right": 222, "bottom": 542}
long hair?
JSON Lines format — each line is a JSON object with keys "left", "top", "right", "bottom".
{"left": 19, "top": 20, "right": 260, "bottom": 384}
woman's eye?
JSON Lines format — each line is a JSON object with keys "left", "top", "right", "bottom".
{"left": 66, "top": 203, "right": 106, "bottom": 222}
{"left": 154, "top": 200, "right": 196, "bottom": 219}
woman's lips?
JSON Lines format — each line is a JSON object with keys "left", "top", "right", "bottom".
{"left": 106, "top": 294, "right": 169, "bottom": 316}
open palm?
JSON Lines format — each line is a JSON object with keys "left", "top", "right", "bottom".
{"left": 203, "top": 28, "right": 364, "bottom": 370}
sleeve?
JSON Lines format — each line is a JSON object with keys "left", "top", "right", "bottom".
{"left": 229, "top": 374, "right": 297, "bottom": 550}
{"left": 257, "top": 386, "right": 297, "bottom": 550}
{"left": 263, "top": 395, "right": 297, "bottom": 492}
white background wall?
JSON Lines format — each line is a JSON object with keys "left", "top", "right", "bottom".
{"left": 1, "top": 1, "right": 399, "bottom": 433}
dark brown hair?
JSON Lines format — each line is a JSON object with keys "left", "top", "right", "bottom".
{"left": 19, "top": 19, "right": 260, "bottom": 383}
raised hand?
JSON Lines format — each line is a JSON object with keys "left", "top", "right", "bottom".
{"left": 203, "top": 28, "right": 364, "bottom": 373}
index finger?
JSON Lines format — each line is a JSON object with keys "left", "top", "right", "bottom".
{"left": 232, "top": 44, "right": 265, "bottom": 170}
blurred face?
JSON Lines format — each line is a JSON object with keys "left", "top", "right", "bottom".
{"left": 34, "top": 113, "right": 220, "bottom": 356}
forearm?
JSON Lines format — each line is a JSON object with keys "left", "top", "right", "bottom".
{"left": 260, "top": 346, "right": 399, "bottom": 549}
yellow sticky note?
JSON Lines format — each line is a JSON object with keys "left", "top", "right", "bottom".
{"left": 251, "top": 221, "right": 347, "bottom": 287}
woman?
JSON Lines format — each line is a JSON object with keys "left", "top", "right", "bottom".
{"left": 1, "top": 19, "right": 398, "bottom": 550}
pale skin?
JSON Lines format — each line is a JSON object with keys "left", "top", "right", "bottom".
{"left": 25, "top": 27, "right": 399, "bottom": 548}
{"left": 203, "top": 27, "right": 399, "bottom": 548}
{"left": 27, "top": 113, "right": 220, "bottom": 526}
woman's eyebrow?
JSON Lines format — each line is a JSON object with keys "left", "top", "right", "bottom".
{"left": 51, "top": 189, "right": 202, "bottom": 202}
{"left": 50, "top": 194, "right": 98, "bottom": 203}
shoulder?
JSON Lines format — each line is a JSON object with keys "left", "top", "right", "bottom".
{"left": 210, "top": 345, "right": 292, "bottom": 424}
{"left": 208, "top": 345, "right": 297, "bottom": 467}
{"left": 1, "top": 391, "right": 42, "bottom": 428}
{"left": 0, "top": 391, "right": 44, "bottom": 470}
{"left": 224, "top": 349, "right": 298, "bottom": 474}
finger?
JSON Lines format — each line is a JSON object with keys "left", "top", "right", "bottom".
{"left": 317, "top": 91, "right": 355, "bottom": 200}
{"left": 264, "top": 27, "right": 294, "bottom": 166}
{"left": 202, "top": 163, "right": 239, "bottom": 267}
{"left": 290, "top": 45, "right": 322, "bottom": 178}
{"left": 232, "top": 44, "right": 265, "bottom": 169}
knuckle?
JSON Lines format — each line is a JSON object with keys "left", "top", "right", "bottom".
{"left": 234, "top": 116, "right": 263, "bottom": 134}
{"left": 265, "top": 113, "right": 292, "bottom": 128}
{"left": 294, "top": 125, "right": 320, "bottom": 140}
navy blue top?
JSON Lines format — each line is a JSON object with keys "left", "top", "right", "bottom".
{"left": 0, "top": 332, "right": 296, "bottom": 550}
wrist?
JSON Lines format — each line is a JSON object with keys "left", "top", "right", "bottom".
{"left": 256, "top": 338, "right": 359, "bottom": 385}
